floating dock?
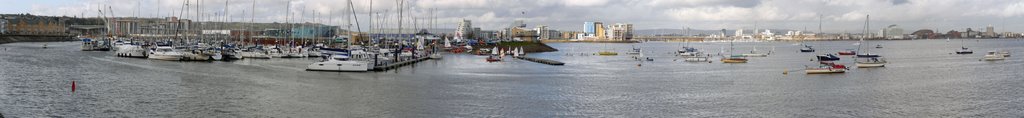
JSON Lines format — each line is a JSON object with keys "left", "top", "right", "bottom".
{"left": 515, "top": 56, "right": 565, "bottom": 65}
{"left": 373, "top": 57, "right": 431, "bottom": 71}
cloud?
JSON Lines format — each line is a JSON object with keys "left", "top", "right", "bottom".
{"left": 18, "top": 0, "right": 1024, "bottom": 33}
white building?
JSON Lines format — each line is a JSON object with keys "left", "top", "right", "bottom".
{"left": 606, "top": 23, "right": 633, "bottom": 41}
{"left": 881, "top": 24, "right": 904, "bottom": 39}
{"left": 0, "top": 19, "right": 6, "bottom": 34}
{"left": 455, "top": 19, "right": 473, "bottom": 41}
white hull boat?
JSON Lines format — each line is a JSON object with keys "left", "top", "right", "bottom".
{"left": 148, "top": 47, "right": 183, "bottom": 61}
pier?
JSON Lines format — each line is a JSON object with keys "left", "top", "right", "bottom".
{"left": 515, "top": 56, "right": 565, "bottom": 65}
{"left": 373, "top": 56, "right": 432, "bottom": 71}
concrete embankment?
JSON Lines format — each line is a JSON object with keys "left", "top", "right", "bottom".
{"left": 476, "top": 42, "right": 559, "bottom": 53}
{"left": 0, "top": 35, "right": 76, "bottom": 44}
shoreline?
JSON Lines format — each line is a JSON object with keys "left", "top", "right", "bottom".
{"left": 541, "top": 40, "right": 640, "bottom": 43}
{"left": 0, "top": 35, "right": 77, "bottom": 44}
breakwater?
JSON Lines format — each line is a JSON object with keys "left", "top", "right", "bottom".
{"left": 0, "top": 35, "right": 76, "bottom": 44}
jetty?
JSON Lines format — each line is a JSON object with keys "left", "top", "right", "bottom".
{"left": 515, "top": 56, "right": 565, "bottom": 65}
{"left": 373, "top": 57, "right": 432, "bottom": 71}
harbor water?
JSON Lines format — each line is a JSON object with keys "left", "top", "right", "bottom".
{"left": 2, "top": 39, "right": 1024, "bottom": 117}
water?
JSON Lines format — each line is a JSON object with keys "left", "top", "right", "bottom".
{"left": 2, "top": 39, "right": 1024, "bottom": 117}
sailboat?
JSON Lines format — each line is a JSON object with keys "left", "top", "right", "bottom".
{"left": 955, "top": 38, "right": 973, "bottom": 54}
{"left": 856, "top": 15, "right": 880, "bottom": 58}
{"left": 598, "top": 43, "right": 618, "bottom": 56}
{"left": 855, "top": 15, "right": 886, "bottom": 68}
{"left": 721, "top": 38, "right": 748, "bottom": 63}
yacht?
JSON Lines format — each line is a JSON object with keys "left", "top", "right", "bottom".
{"left": 800, "top": 45, "right": 815, "bottom": 52}
{"left": 148, "top": 46, "right": 184, "bottom": 61}
{"left": 115, "top": 43, "right": 148, "bottom": 58}
{"left": 817, "top": 54, "right": 841, "bottom": 61}
{"left": 806, "top": 62, "right": 848, "bottom": 74}
{"left": 982, "top": 51, "right": 1006, "bottom": 61}
{"left": 306, "top": 51, "right": 373, "bottom": 72}
{"left": 855, "top": 57, "right": 886, "bottom": 68}
{"left": 240, "top": 48, "right": 271, "bottom": 59}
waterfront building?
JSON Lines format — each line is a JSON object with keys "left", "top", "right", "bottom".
{"left": 606, "top": 23, "right": 633, "bottom": 41}
{"left": 594, "top": 22, "right": 606, "bottom": 39}
{"left": 1, "top": 14, "right": 66, "bottom": 35}
{"left": 947, "top": 30, "right": 961, "bottom": 38}
{"left": 456, "top": 19, "right": 473, "bottom": 40}
{"left": 881, "top": 24, "right": 904, "bottom": 39}
{"left": 984, "top": 25, "right": 996, "bottom": 38}
{"left": 0, "top": 19, "right": 6, "bottom": 34}
{"left": 911, "top": 29, "right": 936, "bottom": 39}
{"left": 534, "top": 25, "right": 562, "bottom": 40}
{"left": 583, "top": 22, "right": 595, "bottom": 34}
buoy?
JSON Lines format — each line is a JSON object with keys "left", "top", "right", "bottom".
{"left": 783, "top": 69, "right": 789, "bottom": 75}
{"left": 71, "top": 81, "right": 76, "bottom": 92}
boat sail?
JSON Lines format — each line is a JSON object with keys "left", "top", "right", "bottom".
{"left": 855, "top": 15, "right": 886, "bottom": 68}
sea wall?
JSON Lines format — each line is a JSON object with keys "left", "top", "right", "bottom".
{"left": 0, "top": 35, "right": 76, "bottom": 44}
{"left": 476, "top": 42, "right": 559, "bottom": 53}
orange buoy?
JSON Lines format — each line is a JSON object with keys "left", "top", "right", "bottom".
{"left": 72, "top": 81, "right": 76, "bottom": 92}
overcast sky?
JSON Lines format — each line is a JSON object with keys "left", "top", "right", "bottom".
{"left": 5, "top": 0, "right": 1024, "bottom": 33}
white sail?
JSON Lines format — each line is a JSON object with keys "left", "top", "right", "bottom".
{"left": 491, "top": 47, "right": 498, "bottom": 55}
{"left": 444, "top": 37, "right": 452, "bottom": 48}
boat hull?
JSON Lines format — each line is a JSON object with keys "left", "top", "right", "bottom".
{"left": 855, "top": 63, "right": 885, "bottom": 68}
{"left": 306, "top": 61, "right": 372, "bottom": 72}
{"left": 721, "top": 58, "right": 748, "bottom": 63}
{"left": 806, "top": 69, "right": 846, "bottom": 74}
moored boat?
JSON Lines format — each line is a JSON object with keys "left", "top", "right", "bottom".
{"left": 806, "top": 62, "right": 848, "bottom": 74}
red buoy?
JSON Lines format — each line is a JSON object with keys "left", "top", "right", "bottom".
{"left": 72, "top": 81, "right": 76, "bottom": 92}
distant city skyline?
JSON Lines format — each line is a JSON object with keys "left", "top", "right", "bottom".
{"left": 3, "top": 0, "right": 1024, "bottom": 33}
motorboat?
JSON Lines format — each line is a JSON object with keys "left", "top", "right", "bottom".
{"left": 80, "top": 38, "right": 111, "bottom": 51}
{"left": 875, "top": 44, "right": 883, "bottom": 48}
{"left": 306, "top": 54, "right": 373, "bottom": 72}
{"left": 800, "top": 45, "right": 815, "bottom": 52}
{"left": 817, "top": 54, "right": 841, "bottom": 61}
{"left": 180, "top": 49, "right": 211, "bottom": 61}
{"left": 740, "top": 47, "right": 771, "bottom": 57}
{"left": 683, "top": 56, "right": 710, "bottom": 62}
{"left": 115, "top": 44, "right": 148, "bottom": 58}
{"left": 148, "top": 46, "right": 184, "bottom": 61}
{"left": 855, "top": 57, "right": 886, "bottom": 68}
{"left": 806, "top": 62, "right": 847, "bottom": 74}
{"left": 486, "top": 56, "right": 501, "bottom": 62}
{"left": 982, "top": 51, "right": 1006, "bottom": 61}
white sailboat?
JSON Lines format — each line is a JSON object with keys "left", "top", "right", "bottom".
{"left": 306, "top": 51, "right": 373, "bottom": 72}
{"left": 148, "top": 46, "right": 184, "bottom": 61}
{"left": 855, "top": 15, "right": 886, "bottom": 68}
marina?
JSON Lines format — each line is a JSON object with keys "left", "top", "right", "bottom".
{"left": 5, "top": 0, "right": 1024, "bottom": 117}
{"left": 4, "top": 39, "right": 1024, "bottom": 117}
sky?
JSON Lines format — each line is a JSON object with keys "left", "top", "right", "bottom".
{"left": 4, "top": 0, "right": 1024, "bottom": 33}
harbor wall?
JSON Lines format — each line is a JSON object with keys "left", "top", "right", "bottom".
{"left": 0, "top": 35, "right": 76, "bottom": 44}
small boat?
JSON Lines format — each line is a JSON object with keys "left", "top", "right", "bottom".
{"left": 982, "top": 51, "right": 1006, "bottom": 61}
{"left": 721, "top": 56, "right": 748, "bottom": 63}
{"left": 955, "top": 47, "right": 973, "bottom": 54}
{"left": 306, "top": 54, "right": 373, "bottom": 72}
{"left": 626, "top": 46, "right": 641, "bottom": 55}
{"left": 598, "top": 51, "right": 618, "bottom": 56}
{"left": 875, "top": 44, "right": 883, "bottom": 48}
{"left": 837, "top": 50, "right": 857, "bottom": 55}
{"left": 800, "top": 45, "right": 815, "bottom": 52}
{"left": 817, "top": 54, "right": 841, "bottom": 61}
{"left": 806, "top": 61, "right": 848, "bottom": 74}
{"left": 486, "top": 56, "right": 501, "bottom": 62}
{"left": 855, "top": 57, "right": 886, "bottom": 68}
